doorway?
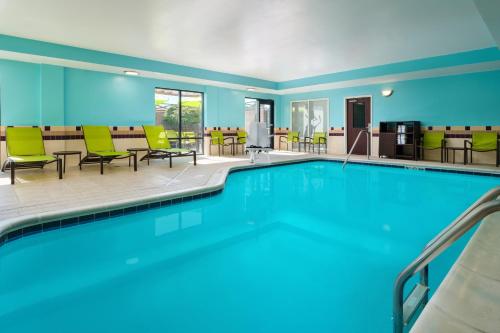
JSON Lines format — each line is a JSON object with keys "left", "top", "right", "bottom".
{"left": 245, "top": 98, "right": 274, "bottom": 147}
{"left": 346, "top": 97, "right": 371, "bottom": 155}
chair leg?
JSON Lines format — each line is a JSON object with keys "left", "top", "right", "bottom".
{"left": 218, "top": 145, "right": 221, "bottom": 156}
{"left": 10, "top": 161, "right": 15, "bottom": 185}
{"left": 133, "top": 154, "right": 137, "bottom": 172}
{"left": 100, "top": 156, "right": 104, "bottom": 175}
{"left": 58, "top": 159, "right": 63, "bottom": 179}
{"left": 169, "top": 154, "right": 172, "bottom": 168}
{"left": 193, "top": 151, "right": 197, "bottom": 166}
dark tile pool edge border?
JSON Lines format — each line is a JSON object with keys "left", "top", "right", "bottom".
{"left": 0, "top": 188, "right": 224, "bottom": 247}
{"left": 1, "top": 157, "right": 499, "bottom": 247}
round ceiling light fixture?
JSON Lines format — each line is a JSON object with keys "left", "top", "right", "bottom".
{"left": 124, "top": 70, "right": 139, "bottom": 76}
{"left": 381, "top": 89, "right": 393, "bottom": 97}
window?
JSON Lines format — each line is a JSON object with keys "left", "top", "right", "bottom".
{"left": 155, "top": 88, "right": 204, "bottom": 153}
{"left": 291, "top": 99, "right": 328, "bottom": 137}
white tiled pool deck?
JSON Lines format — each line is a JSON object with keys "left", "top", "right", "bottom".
{"left": 0, "top": 151, "right": 499, "bottom": 332}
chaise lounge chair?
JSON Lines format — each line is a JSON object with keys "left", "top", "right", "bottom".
{"left": 418, "top": 131, "right": 446, "bottom": 162}
{"left": 142, "top": 125, "right": 197, "bottom": 167}
{"left": 464, "top": 131, "right": 499, "bottom": 166}
{"left": 1, "top": 127, "right": 62, "bottom": 184}
{"left": 80, "top": 125, "right": 137, "bottom": 174}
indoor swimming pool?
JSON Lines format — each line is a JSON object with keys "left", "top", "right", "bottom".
{"left": 0, "top": 161, "right": 498, "bottom": 332}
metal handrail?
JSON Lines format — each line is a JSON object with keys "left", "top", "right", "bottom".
{"left": 423, "top": 186, "right": 500, "bottom": 250}
{"left": 342, "top": 128, "right": 370, "bottom": 169}
{"left": 393, "top": 190, "right": 500, "bottom": 333}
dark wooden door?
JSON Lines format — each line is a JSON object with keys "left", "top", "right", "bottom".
{"left": 346, "top": 97, "right": 371, "bottom": 155}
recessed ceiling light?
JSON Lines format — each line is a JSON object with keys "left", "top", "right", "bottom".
{"left": 124, "top": 70, "right": 139, "bottom": 76}
{"left": 247, "top": 88, "right": 256, "bottom": 92}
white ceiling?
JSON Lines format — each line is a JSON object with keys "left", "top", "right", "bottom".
{"left": 0, "top": 0, "right": 495, "bottom": 81}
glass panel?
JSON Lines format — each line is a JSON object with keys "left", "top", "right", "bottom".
{"left": 260, "top": 103, "right": 271, "bottom": 129}
{"left": 181, "top": 91, "right": 203, "bottom": 153}
{"left": 291, "top": 101, "right": 308, "bottom": 137}
{"left": 308, "top": 100, "right": 328, "bottom": 137}
{"left": 353, "top": 103, "right": 366, "bottom": 129}
{"left": 155, "top": 88, "right": 180, "bottom": 147}
{"left": 245, "top": 98, "right": 259, "bottom": 134}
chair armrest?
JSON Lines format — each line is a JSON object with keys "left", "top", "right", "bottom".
{"left": 319, "top": 137, "right": 327, "bottom": 144}
{"left": 279, "top": 135, "right": 287, "bottom": 143}
{"left": 303, "top": 136, "right": 312, "bottom": 143}
{"left": 223, "top": 136, "right": 234, "bottom": 143}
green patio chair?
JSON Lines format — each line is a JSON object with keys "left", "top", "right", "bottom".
{"left": 465, "top": 131, "right": 499, "bottom": 166}
{"left": 181, "top": 131, "right": 197, "bottom": 150}
{"left": 210, "top": 130, "right": 234, "bottom": 156}
{"left": 1, "top": 127, "right": 62, "bottom": 184}
{"left": 418, "top": 131, "right": 446, "bottom": 162}
{"left": 166, "top": 129, "right": 179, "bottom": 147}
{"left": 143, "top": 125, "right": 196, "bottom": 167}
{"left": 306, "top": 132, "right": 327, "bottom": 154}
{"left": 80, "top": 126, "right": 137, "bottom": 174}
{"left": 279, "top": 131, "right": 299, "bottom": 151}
{"left": 235, "top": 130, "right": 247, "bottom": 155}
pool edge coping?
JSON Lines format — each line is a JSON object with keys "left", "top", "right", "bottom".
{"left": 1, "top": 155, "right": 499, "bottom": 246}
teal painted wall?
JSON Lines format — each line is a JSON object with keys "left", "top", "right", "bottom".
{"left": 0, "top": 60, "right": 40, "bottom": 125}
{"left": 278, "top": 69, "right": 500, "bottom": 128}
{"left": 0, "top": 59, "right": 279, "bottom": 127}
{"left": 40, "top": 64, "right": 64, "bottom": 125}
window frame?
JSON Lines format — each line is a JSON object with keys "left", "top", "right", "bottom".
{"left": 154, "top": 87, "right": 205, "bottom": 154}
{"left": 289, "top": 98, "right": 329, "bottom": 138}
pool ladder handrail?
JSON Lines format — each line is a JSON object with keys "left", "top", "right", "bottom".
{"left": 393, "top": 186, "right": 500, "bottom": 333}
{"left": 342, "top": 127, "right": 370, "bottom": 169}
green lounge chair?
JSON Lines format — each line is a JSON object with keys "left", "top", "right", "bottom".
{"left": 465, "top": 131, "right": 499, "bottom": 166}
{"left": 143, "top": 125, "right": 196, "bottom": 167}
{"left": 235, "top": 130, "right": 247, "bottom": 155}
{"left": 279, "top": 131, "right": 299, "bottom": 151}
{"left": 305, "top": 132, "right": 327, "bottom": 154}
{"left": 80, "top": 126, "right": 137, "bottom": 174}
{"left": 1, "top": 127, "right": 62, "bottom": 184}
{"left": 210, "top": 130, "right": 234, "bottom": 156}
{"left": 418, "top": 131, "right": 446, "bottom": 162}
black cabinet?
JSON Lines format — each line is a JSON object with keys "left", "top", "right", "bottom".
{"left": 379, "top": 121, "right": 420, "bottom": 160}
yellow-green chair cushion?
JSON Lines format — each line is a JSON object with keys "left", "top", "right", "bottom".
{"left": 472, "top": 132, "right": 497, "bottom": 151}
{"left": 6, "top": 127, "right": 46, "bottom": 156}
{"left": 82, "top": 126, "right": 116, "bottom": 153}
{"left": 211, "top": 131, "right": 224, "bottom": 145}
{"left": 287, "top": 131, "right": 299, "bottom": 143}
{"left": 143, "top": 125, "right": 172, "bottom": 150}
{"left": 312, "top": 132, "right": 326, "bottom": 144}
{"left": 422, "top": 131, "right": 445, "bottom": 149}
{"left": 237, "top": 131, "right": 247, "bottom": 144}
{"left": 9, "top": 155, "right": 56, "bottom": 163}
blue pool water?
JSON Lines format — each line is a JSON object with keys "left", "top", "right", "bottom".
{"left": 0, "top": 161, "right": 498, "bottom": 332}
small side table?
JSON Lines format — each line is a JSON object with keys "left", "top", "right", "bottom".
{"left": 445, "top": 147, "right": 466, "bottom": 165}
{"left": 53, "top": 150, "right": 82, "bottom": 173}
{"left": 127, "top": 148, "right": 150, "bottom": 166}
